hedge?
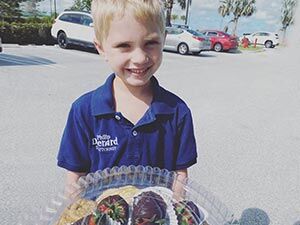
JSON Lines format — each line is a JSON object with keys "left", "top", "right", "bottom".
{"left": 0, "top": 21, "right": 57, "bottom": 45}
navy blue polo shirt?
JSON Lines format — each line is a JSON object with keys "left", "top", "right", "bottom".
{"left": 57, "top": 74, "right": 197, "bottom": 173}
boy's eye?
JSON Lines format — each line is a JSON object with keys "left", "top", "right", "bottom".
{"left": 115, "top": 43, "right": 130, "bottom": 48}
{"left": 146, "top": 40, "right": 159, "bottom": 46}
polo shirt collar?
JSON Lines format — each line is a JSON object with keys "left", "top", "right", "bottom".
{"left": 151, "top": 76, "right": 175, "bottom": 115}
{"left": 91, "top": 74, "right": 175, "bottom": 116}
{"left": 91, "top": 74, "right": 115, "bottom": 116}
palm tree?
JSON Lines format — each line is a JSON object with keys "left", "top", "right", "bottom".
{"left": 164, "top": 0, "right": 192, "bottom": 26}
{"left": 218, "top": 0, "right": 231, "bottom": 17}
{"left": 218, "top": 0, "right": 256, "bottom": 35}
{"left": 171, "top": 14, "right": 179, "bottom": 21}
{"left": 182, "top": 0, "right": 192, "bottom": 25}
{"left": 180, "top": 15, "right": 186, "bottom": 22}
{"left": 218, "top": 0, "right": 232, "bottom": 31}
{"left": 281, "top": 0, "right": 298, "bottom": 43}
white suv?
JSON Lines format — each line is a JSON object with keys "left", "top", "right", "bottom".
{"left": 243, "top": 31, "right": 279, "bottom": 48}
{"left": 51, "top": 11, "right": 95, "bottom": 49}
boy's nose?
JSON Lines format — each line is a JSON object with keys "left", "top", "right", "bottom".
{"left": 131, "top": 48, "right": 149, "bottom": 64}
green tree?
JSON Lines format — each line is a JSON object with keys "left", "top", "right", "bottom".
{"left": 218, "top": 0, "right": 256, "bottom": 35}
{"left": 163, "top": 0, "right": 192, "bottom": 26}
{"left": 70, "top": 0, "right": 92, "bottom": 11}
{"left": 180, "top": 15, "right": 186, "bottom": 22}
{"left": 218, "top": 0, "right": 232, "bottom": 17}
{"left": 0, "top": 0, "right": 27, "bottom": 22}
{"left": 281, "top": 0, "right": 298, "bottom": 43}
{"left": 171, "top": 14, "right": 179, "bottom": 21}
{"left": 218, "top": 0, "right": 232, "bottom": 30}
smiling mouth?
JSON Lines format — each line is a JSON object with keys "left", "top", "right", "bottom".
{"left": 127, "top": 67, "right": 149, "bottom": 74}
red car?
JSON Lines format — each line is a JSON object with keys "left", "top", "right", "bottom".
{"left": 198, "top": 30, "right": 238, "bottom": 52}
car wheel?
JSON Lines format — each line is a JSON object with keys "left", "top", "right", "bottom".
{"left": 264, "top": 40, "right": 273, "bottom": 48}
{"left": 57, "top": 32, "right": 69, "bottom": 49}
{"left": 178, "top": 43, "right": 189, "bottom": 55}
{"left": 213, "top": 43, "right": 223, "bottom": 52}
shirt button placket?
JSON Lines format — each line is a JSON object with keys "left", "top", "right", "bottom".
{"left": 132, "top": 130, "right": 138, "bottom": 137}
{"left": 128, "top": 129, "right": 140, "bottom": 163}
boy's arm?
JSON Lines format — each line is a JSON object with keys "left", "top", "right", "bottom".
{"left": 173, "top": 169, "right": 188, "bottom": 200}
{"left": 64, "top": 171, "right": 86, "bottom": 198}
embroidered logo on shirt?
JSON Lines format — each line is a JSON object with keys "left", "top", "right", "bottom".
{"left": 92, "top": 134, "right": 118, "bottom": 152}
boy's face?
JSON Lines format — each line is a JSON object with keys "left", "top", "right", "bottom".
{"left": 95, "top": 12, "right": 165, "bottom": 88}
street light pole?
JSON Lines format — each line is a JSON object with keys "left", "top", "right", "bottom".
{"left": 185, "top": 0, "right": 190, "bottom": 26}
{"left": 54, "top": 0, "right": 57, "bottom": 17}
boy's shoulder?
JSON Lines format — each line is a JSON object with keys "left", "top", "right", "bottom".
{"left": 153, "top": 78, "right": 188, "bottom": 105}
{"left": 71, "top": 85, "right": 106, "bottom": 117}
{"left": 71, "top": 75, "right": 115, "bottom": 115}
{"left": 72, "top": 88, "right": 96, "bottom": 108}
{"left": 152, "top": 77, "right": 191, "bottom": 116}
{"left": 158, "top": 86, "right": 187, "bottom": 106}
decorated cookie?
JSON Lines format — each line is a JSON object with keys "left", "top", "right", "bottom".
{"left": 56, "top": 198, "right": 96, "bottom": 225}
{"left": 132, "top": 191, "right": 167, "bottom": 225}
{"left": 97, "top": 195, "right": 129, "bottom": 224}
{"left": 71, "top": 213, "right": 106, "bottom": 225}
{"left": 173, "top": 200, "right": 205, "bottom": 225}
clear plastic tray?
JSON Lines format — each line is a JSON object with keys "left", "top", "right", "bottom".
{"left": 18, "top": 165, "right": 235, "bottom": 225}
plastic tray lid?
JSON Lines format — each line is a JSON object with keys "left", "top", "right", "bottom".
{"left": 18, "top": 165, "right": 236, "bottom": 225}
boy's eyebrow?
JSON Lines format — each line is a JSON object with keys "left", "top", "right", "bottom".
{"left": 112, "top": 41, "right": 133, "bottom": 47}
{"left": 112, "top": 34, "right": 162, "bottom": 47}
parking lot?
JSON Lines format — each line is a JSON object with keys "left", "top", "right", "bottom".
{"left": 0, "top": 44, "right": 299, "bottom": 224}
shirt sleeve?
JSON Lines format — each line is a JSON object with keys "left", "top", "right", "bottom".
{"left": 57, "top": 105, "right": 91, "bottom": 172}
{"left": 175, "top": 109, "right": 198, "bottom": 170}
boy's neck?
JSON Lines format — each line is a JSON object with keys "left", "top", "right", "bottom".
{"left": 113, "top": 76, "right": 153, "bottom": 100}
{"left": 113, "top": 76, "right": 153, "bottom": 125}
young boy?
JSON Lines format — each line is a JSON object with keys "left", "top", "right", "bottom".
{"left": 57, "top": 0, "right": 198, "bottom": 188}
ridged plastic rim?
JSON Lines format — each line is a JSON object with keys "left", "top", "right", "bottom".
{"left": 18, "top": 165, "right": 235, "bottom": 225}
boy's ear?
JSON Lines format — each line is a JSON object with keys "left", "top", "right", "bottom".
{"left": 94, "top": 38, "right": 104, "bottom": 54}
{"left": 94, "top": 38, "right": 109, "bottom": 61}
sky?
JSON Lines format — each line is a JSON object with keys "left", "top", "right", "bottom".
{"left": 174, "top": 0, "right": 285, "bottom": 35}
{"left": 38, "top": 0, "right": 295, "bottom": 36}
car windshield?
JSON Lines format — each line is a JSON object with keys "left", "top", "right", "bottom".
{"left": 187, "top": 29, "right": 205, "bottom": 37}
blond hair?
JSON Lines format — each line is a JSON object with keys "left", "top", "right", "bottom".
{"left": 91, "top": 0, "right": 166, "bottom": 44}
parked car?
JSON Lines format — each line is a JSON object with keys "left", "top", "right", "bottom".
{"left": 198, "top": 30, "right": 238, "bottom": 52}
{"left": 170, "top": 24, "right": 189, "bottom": 29}
{"left": 51, "top": 10, "right": 95, "bottom": 49}
{"left": 243, "top": 31, "right": 279, "bottom": 48}
{"left": 164, "top": 27, "right": 211, "bottom": 55}
{"left": 0, "top": 37, "right": 2, "bottom": 53}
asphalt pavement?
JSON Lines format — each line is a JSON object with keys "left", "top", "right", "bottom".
{"left": 0, "top": 44, "right": 299, "bottom": 225}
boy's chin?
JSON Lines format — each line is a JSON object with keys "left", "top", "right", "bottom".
{"left": 124, "top": 78, "right": 151, "bottom": 88}
{"left": 117, "top": 74, "right": 153, "bottom": 87}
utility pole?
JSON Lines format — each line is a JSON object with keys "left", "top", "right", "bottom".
{"left": 54, "top": 0, "right": 57, "bottom": 17}
{"left": 185, "top": 0, "right": 190, "bottom": 26}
